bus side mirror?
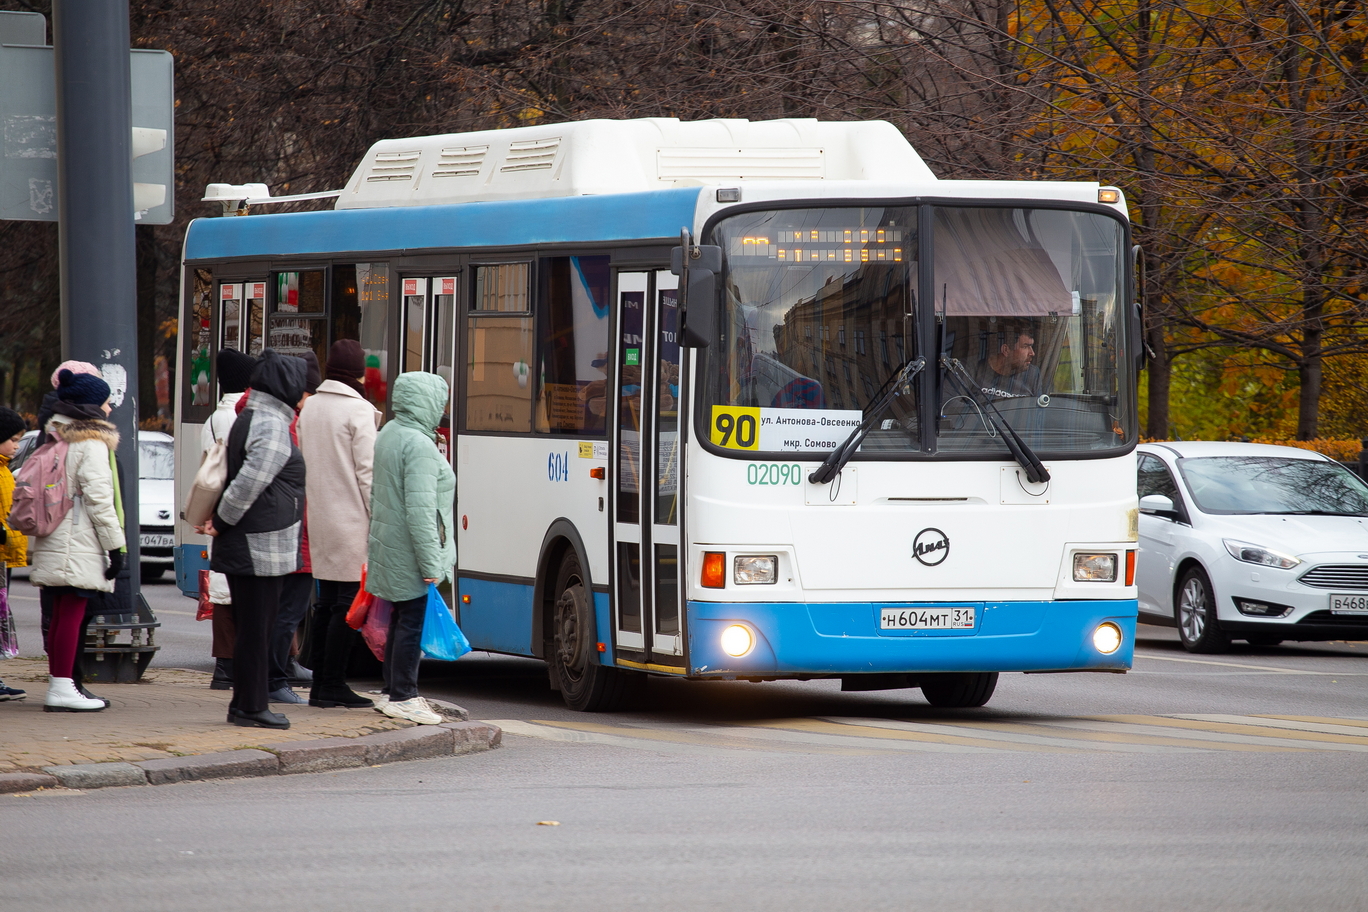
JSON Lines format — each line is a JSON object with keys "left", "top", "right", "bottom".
{"left": 672, "top": 243, "right": 721, "bottom": 349}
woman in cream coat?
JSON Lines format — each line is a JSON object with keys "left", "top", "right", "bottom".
{"left": 295, "top": 340, "right": 380, "bottom": 708}
{"left": 30, "top": 370, "right": 125, "bottom": 712}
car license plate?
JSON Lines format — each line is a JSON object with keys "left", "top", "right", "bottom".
{"left": 1329, "top": 593, "right": 1368, "bottom": 614}
{"left": 879, "top": 607, "right": 976, "bottom": 630}
{"left": 142, "top": 534, "right": 174, "bottom": 548}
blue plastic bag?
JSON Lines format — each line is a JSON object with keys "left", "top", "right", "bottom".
{"left": 420, "top": 583, "right": 471, "bottom": 662}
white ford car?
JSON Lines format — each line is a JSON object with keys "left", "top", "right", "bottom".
{"left": 1136, "top": 441, "right": 1368, "bottom": 652}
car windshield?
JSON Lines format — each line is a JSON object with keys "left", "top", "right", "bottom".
{"left": 1178, "top": 456, "right": 1368, "bottom": 516}
{"left": 706, "top": 204, "right": 1133, "bottom": 457}
{"left": 139, "top": 440, "right": 175, "bottom": 480}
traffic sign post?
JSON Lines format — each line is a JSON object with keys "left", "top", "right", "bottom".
{"left": 50, "top": 0, "right": 146, "bottom": 632}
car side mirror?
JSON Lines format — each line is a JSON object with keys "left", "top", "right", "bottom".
{"left": 1139, "top": 493, "right": 1177, "bottom": 518}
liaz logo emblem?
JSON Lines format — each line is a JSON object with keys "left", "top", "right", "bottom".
{"left": 913, "top": 528, "right": 949, "bottom": 566}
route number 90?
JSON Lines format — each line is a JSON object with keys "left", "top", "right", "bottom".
{"left": 711, "top": 406, "right": 760, "bottom": 450}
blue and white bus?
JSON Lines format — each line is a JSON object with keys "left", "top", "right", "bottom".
{"left": 175, "top": 118, "right": 1140, "bottom": 710}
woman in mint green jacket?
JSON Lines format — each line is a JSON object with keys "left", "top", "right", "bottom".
{"left": 367, "top": 371, "right": 454, "bottom": 725}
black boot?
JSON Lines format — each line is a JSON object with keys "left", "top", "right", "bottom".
{"left": 211, "top": 658, "right": 233, "bottom": 691}
{"left": 309, "top": 604, "right": 366, "bottom": 706}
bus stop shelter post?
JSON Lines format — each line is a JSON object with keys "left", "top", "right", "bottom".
{"left": 53, "top": 0, "right": 142, "bottom": 607}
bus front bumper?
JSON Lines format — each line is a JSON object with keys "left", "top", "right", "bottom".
{"left": 685, "top": 599, "right": 1137, "bottom": 677}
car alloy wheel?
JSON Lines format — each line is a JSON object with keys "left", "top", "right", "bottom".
{"left": 1176, "top": 566, "right": 1229, "bottom": 654}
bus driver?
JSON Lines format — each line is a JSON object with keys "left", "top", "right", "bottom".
{"left": 973, "top": 321, "right": 1040, "bottom": 400}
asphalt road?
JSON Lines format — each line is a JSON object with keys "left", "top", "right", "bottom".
{"left": 3, "top": 572, "right": 1367, "bottom": 911}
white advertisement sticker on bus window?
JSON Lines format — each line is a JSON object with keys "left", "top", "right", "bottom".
{"left": 710, "top": 406, "right": 861, "bottom": 452}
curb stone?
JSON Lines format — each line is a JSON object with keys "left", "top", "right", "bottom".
{"left": 42, "top": 762, "right": 147, "bottom": 790}
{"left": 0, "top": 772, "right": 60, "bottom": 794}
{"left": 137, "top": 749, "right": 279, "bottom": 785}
{"left": 17, "top": 720, "right": 501, "bottom": 792}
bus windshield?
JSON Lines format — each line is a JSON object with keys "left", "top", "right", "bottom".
{"left": 706, "top": 205, "right": 1132, "bottom": 458}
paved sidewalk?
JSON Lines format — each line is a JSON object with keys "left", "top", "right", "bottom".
{"left": 0, "top": 657, "right": 499, "bottom": 790}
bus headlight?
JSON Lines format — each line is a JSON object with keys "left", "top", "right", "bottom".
{"left": 734, "top": 555, "right": 777, "bottom": 585}
{"left": 1073, "top": 553, "right": 1118, "bottom": 582}
{"left": 720, "top": 624, "right": 754, "bottom": 658}
{"left": 1093, "top": 622, "right": 1123, "bottom": 654}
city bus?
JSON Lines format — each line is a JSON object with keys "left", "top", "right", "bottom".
{"left": 174, "top": 118, "right": 1140, "bottom": 710}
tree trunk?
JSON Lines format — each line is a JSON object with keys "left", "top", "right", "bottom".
{"left": 1145, "top": 325, "right": 1170, "bottom": 438}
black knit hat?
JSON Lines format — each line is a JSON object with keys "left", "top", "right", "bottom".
{"left": 298, "top": 351, "right": 322, "bottom": 395}
{"left": 217, "top": 349, "right": 257, "bottom": 394}
{"left": 56, "top": 368, "right": 111, "bottom": 406}
{"left": 0, "top": 407, "right": 26, "bottom": 442}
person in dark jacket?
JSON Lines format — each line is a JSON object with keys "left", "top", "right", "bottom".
{"left": 200, "top": 350, "right": 306, "bottom": 730}
{"left": 266, "top": 351, "right": 321, "bottom": 704}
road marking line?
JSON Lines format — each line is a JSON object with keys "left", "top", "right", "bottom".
{"left": 828, "top": 717, "right": 1178, "bottom": 753}
{"left": 1174, "top": 714, "right": 1368, "bottom": 738}
{"left": 1256, "top": 714, "right": 1368, "bottom": 730}
{"left": 494, "top": 719, "right": 869, "bottom": 755}
{"left": 1084, "top": 715, "right": 1368, "bottom": 749}
{"left": 690, "top": 720, "right": 999, "bottom": 753}
{"left": 1134, "top": 653, "right": 1332, "bottom": 674}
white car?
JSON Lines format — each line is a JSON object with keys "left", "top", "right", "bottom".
{"left": 11, "top": 428, "right": 176, "bottom": 582}
{"left": 1136, "top": 441, "right": 1368, "bottom": 652}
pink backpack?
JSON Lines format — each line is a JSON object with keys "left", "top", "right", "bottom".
{"left": 9, "top": 438, "right": 74, "bottom": 537}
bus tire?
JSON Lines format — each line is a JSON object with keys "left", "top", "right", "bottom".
{"left": 920, "top": 672, "right": 998, "bottom": 708}
{"left": 551, "top": 551, "right": 640, "bottom": 712}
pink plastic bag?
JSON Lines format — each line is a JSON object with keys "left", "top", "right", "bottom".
{"left": 360, "top": 596, "right": 392, "bottom": 661}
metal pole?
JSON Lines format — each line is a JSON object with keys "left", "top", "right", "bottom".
{"left": 54, "top": 0, "right": 141, "bottom": 607}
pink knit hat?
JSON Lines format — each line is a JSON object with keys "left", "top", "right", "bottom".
{"left": 50, "top": 360, "right": 101, "bottom": 389}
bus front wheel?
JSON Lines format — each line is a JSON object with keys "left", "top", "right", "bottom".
{"left": 920, "top": 672, "right": 998, "bottom": 708}
{"left": 551, "top": 551, "right": 640, "bottom": 712}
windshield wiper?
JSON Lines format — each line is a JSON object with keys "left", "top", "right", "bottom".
{"left": 809, "top": 358, "right": 925, "bottom": 485}
{"left": 940, "top": 355, "right": 1051, "bottom": 485}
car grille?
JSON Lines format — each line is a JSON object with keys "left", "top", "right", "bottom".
{"left": 1297, "top": 610, "right": 1368, "bottom": 627}
{"left": 1298, "top": 565, "right": 1368, "bottom": 590}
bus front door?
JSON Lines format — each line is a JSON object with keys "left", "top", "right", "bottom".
{"left": 611, "top": 269, "right": 684, "bottom": 669}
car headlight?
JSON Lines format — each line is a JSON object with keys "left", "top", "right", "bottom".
{"left": 1223, "top": 539, "right": 1300, "bottom": 569}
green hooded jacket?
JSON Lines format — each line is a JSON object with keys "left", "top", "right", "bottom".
{"left": 366, "top": 371, "right": 455, "bottom": 602}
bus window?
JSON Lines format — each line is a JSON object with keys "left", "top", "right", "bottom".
{"left": 184, "top": 268, "right": 215, "bottom": 417}
{"left": 245, "top": 281, "right": 266, "bottom": 355}
{"left": 403, "top": 277, "right": 426, "bottom": 372}
{"left": 465, "top": 263, "right": 533, "bottom": 433}
{"left": 270, "top": 270, "right": 327, "bottom": 369}
{"left": 220, "top": 283, "right": 242, "bottom": 351}
{"left": 536, "top": 255, "right": 610, "bottom": 435}
{"left": 331, "top": 263, "right": 391, "bottom": 410}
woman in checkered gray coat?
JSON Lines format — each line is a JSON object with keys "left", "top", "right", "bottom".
{"left": 202, "top": 349, "right": 306, "bottom": 731}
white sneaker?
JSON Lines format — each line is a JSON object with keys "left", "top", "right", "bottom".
{"left": 381, "top": 696, "right": 441, "bottom": 725}
{"left": 371, "top": 693, "right": 389, "bottom": 713}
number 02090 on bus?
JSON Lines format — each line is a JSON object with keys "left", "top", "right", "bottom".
{"left": 175, "top": 118, "right": 1140, "bottom": 711}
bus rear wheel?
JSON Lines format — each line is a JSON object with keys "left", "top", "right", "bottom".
{"left": 551, "top": 551, "right": 640, "bottom": 712}
{"left": 920, "top": 672, "right": 998, "bottom": 708}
